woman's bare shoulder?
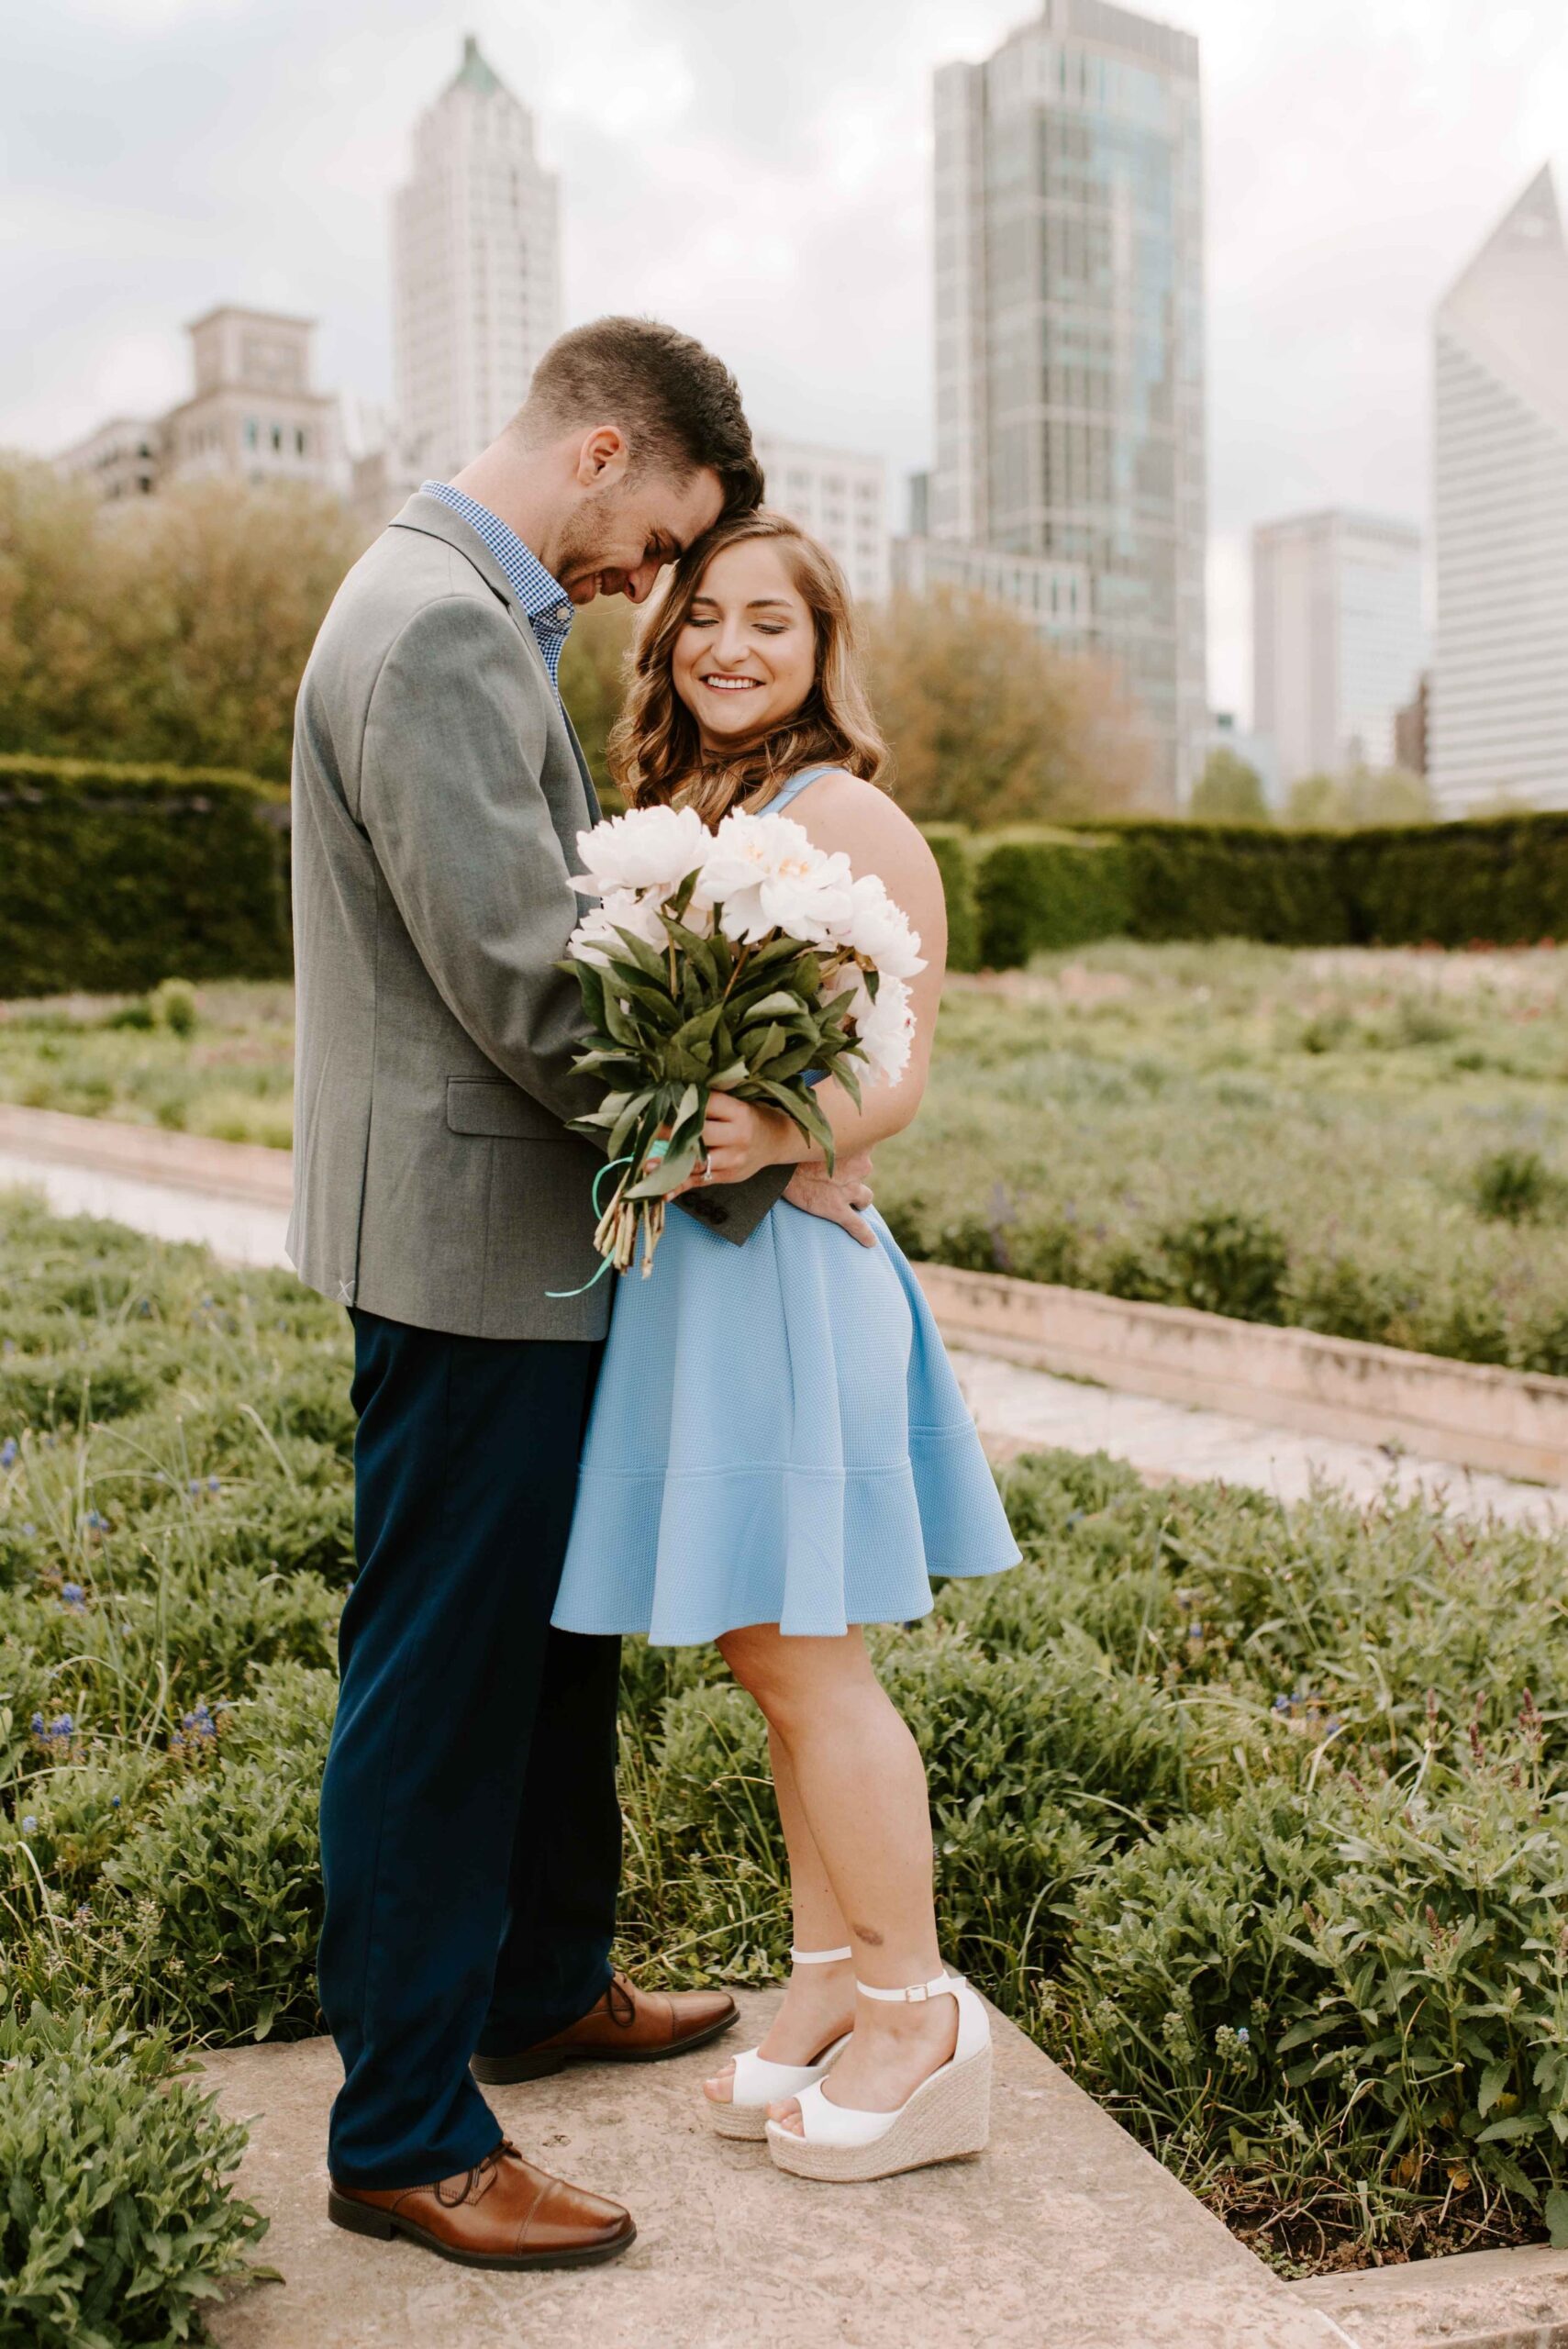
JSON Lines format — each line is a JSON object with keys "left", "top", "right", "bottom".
{"left": 793, "top": 771, "right": 936, "bottom": 872}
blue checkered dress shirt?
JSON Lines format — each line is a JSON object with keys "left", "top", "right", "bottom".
{"left": 418, "top": 480, "right": 573, "bottom": 700}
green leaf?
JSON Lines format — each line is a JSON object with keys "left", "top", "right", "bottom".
{"left": 1478, "top": 2060, "right": 1510, "bottom": 2119}
{"left": 1546, "top": 2188, "right": 1568, "bottom": 2248}
{"left": 627, "top": 1135, "right": 703, "bottom": 1198}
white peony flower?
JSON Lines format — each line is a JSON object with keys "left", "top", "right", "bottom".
{"left": 572, "top": 804, "right": 711, "bottom": 900}
{"left": 846, "top": 971, "right": 916, "bottom": 1086}
{"left": 704, "top": 811, "right": 860, "bottom": 947}
{"left": 841, "top": 872, "right": 927, "bottom": 978}
{"left": 568, "top": 888, "right": 670, "bottom": 967}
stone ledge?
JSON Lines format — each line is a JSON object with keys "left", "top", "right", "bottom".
{"left": 917, "top": 1264, "right": 1568, "bottom": 1486}
{"left": 1288, "top": 2242, "right": 1568, "bottom": 2348}
{"left": 199, "top": 1993, "right": 1345, "bottom": 2349}
{"left": 11, "top": 1104, "right": 1564, "bottom": 1494}
{"left": 0, "top": 1101, "right": 293, "bottom": 1207}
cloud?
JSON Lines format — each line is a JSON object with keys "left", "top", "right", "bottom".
{"left": 4, "top": 0, "right": 1566, "bottom": 715}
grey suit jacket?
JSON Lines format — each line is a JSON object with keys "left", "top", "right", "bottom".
{"left": 286, "top": 493, "right": 784, "bottom": 1341}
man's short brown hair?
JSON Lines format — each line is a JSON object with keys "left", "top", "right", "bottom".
{"left": 516, "top": 317, "right": 763, "bottom": 520}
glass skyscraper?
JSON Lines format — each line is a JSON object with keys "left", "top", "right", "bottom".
{"left": 932, "top": 0, "right": 1207, "bottom": 804}
{"left": 1430, "top": 167, "right": 1568, "bottom": 816}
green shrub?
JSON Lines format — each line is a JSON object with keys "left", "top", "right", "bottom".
{"left": 0, "top": 1352, "right": 157, "bottom": 1431}
{"left": 0, "top": 2004, "right": 271, "bottom": 2348}
{"left": 1063, "top": 1743, "right": 1568, "bottom": 2249}
{"left": 148, "top": 978, "right": 198, "bottom": 1038}
{"left": 920, "top": 825, "right": 980, "bottom": 973}
{"left": 1154, "top": 1208, "right": 1290, "bottom": 1324}
{"left": 1472, "top": 1148, "right": 1568, "bottom": 1225}
{"left": 106, "top": 1742, "right": 327, "bottom": 2043}
{"left": 961, "top": 812, "right": 1568, "bottom": 961}
{"left": 0, "top": 753, "right": 291, "bottom": 998}
{"left": 1117, "top": 822, "right": 1350, "bottom": 946}
{"left": 974, "top": 829, "right": 1133, "bottom": 967}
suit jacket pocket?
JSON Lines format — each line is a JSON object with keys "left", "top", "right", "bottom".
{"left": 445, "top": 1076, "right": 571, "bottom": 1141}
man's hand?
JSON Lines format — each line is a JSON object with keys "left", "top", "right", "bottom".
{"left": 783, "top": 1152, "right": 877, "bottom": 1248}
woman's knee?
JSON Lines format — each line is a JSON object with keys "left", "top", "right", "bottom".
{"left": 718, "top": 1626, "right": 871, "bottom": 1728}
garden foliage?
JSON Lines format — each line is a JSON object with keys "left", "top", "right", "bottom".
{"left": 942, "top": 813, "right": 1568, "bottom": 969}
{"left": 0, "top": 756, "right": 291, "bottom": 998}
{"left": 6, "top": 1198, "right": 1568, "bottom": 2310}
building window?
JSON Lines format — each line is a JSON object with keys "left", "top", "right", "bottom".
{"left": 244, "top": 418, "right": 258, "bottom": 450}
{"left": 295, "top": 427, "right": 307, "bottom": 457}
{"left": 271, "top": 424, "right": 284, "bottom": 452}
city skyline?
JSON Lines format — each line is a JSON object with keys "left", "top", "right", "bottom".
{"left": 5, "top": 0, "right": 1567, "bottom": 724}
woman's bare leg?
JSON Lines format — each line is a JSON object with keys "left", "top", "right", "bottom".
{"left": 703, "top": 1726, "right": 855, "bottom": 2103}
{"left": 708, "top": 1624, "right": 957, "bottom": 2130}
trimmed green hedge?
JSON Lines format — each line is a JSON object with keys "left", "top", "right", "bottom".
{"left": 921, "top": 824, "right": 980, "bottom": 973}
{"left": 933, "top": 812, "right": 1568, "bottom": 969}
{"left": 975, "top": 829, "right": 1136, "bottom": 963}
{"left": 0, "top": 754, "right": 291, "bottom": 998}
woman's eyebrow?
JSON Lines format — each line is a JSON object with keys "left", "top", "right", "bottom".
{"left": 746, "top": 597, "right": 792, "bottom": 611}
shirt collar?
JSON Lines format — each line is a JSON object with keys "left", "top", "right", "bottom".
{"left": 418, "top": 480, "right": 573, "bottom": 639}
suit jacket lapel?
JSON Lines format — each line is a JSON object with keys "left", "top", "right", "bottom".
{"left": 562, "top": 712, "right": 603, "bottom": 829}
{"left": 390, "top": 492, "right": 600, "bottom": 830}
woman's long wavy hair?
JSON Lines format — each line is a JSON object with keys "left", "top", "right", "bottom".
{"left": 607, "top": 508, "right": 891, "bottom": 828}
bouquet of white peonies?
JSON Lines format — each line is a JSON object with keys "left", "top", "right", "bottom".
{"left": 562, "top": 801, "right": 925, "bottom": 1278}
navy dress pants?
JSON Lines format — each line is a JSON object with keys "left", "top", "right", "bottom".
{"left": 318, "top": 1308, "right": 621, "bottom": 2188}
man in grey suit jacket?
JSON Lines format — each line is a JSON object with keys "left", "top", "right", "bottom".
{"left": 290, "top": 318, "right": 870, "bottom": 2270}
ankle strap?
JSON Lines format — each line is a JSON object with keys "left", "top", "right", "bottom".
{"left": 790, "top": 1944, "right": 852, "bottom": 1965}
{"left": 856, "top": 1969, "right": 964, "bottom": 2004}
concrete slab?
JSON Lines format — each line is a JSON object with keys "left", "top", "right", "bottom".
{"left": 0, "top": 1152, "right": 291, "bottom": 1268}
{"left": 200, "top": 1993, "right": 1349, "bottom": 2349}
{"left": 1287, "top": 2243, "right": 1568, "bottom": 2348}
{"left": 950, "top": 1352, "right": 1568, "bottom": 1535}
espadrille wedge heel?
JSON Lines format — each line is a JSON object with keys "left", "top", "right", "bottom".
{"left": 765, "top": 1969, "right": 991, "bottom": 2183}
{"left": 706, "top": 1946, "right": 853, "bottom": 2142}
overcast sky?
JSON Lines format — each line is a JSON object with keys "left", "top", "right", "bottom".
{"left": 4, "top": 0, "right": 1565, "bottom": 718}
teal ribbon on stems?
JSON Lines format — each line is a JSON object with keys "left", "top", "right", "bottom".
{"left": 545, "top": 1155, "right": 636, "bottom": 1299}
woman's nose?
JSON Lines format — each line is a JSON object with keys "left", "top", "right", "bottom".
{"left": 715, "top": 621, "right": 751, "bottom": 664}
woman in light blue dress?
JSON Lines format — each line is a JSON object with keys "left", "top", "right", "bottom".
{"left": 551, "top": 509, "right": 1018, "bottom": 2184}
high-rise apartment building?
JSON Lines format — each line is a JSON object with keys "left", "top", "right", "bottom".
{"left": 1251, "top": 510, "right": 1424, "bottom": 786}
{"left": 393, "top": 36, "right": 561, "bottom": 483}
{"left": 755, "top": 435, "right": 889, "bottom": 604}
{"left": 931, "top": 0, "right": 1207, "bottom": 804}
{"left": 1429, "top": 167, "right": 1568, "bottom": 815}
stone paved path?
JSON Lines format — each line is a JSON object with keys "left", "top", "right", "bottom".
{"left": 199, "top": 1992, "right": 1348, "bottom": 2349}
{"left": 5, "top": 1142, "right": 1565, "bottom": 1533}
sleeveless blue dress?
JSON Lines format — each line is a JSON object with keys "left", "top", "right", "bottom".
{"left": 550, "top": 769, "right": 1019, "bottom": 1647}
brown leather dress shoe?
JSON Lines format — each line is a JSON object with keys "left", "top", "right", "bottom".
{"left": 470, "top": 1970, "right": 738, "bottom": 2087}
{"left": 328, "top": 2138, "right": 634, "bottom": 2270}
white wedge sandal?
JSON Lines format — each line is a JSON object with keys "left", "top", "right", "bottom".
{"left": 706, "top": 1946, "right": 854, "bottom": 2142}
{"left": 764, "top": 1967, "right": 991, "bottom": 2181}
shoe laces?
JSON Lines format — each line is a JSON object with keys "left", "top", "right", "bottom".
{"left": 438, "top": 2138, "right": 515, "bottom": 2209}
{"left": 606, "top": 1972, "right": 638, "bottom": 2030}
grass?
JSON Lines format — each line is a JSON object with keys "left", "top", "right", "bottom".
{"left": 5, "top": 1194, "right": 1568, "bottom": 2329}
{"left": 0, "top": 983, "right": 294, "bottom": 1148}
{"left": 6, "top": 941, "right": 1568, "bottom": 1367}
{"left": 881, "top": 940, "right": 1568, "bottom": 1372}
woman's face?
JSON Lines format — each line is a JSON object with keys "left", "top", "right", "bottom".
{"left": 672, "top": 539, "right": 817, "bottom": 751}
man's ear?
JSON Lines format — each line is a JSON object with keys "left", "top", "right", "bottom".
{"left": 574, "top": 426, "right": 629, "bottom": 488}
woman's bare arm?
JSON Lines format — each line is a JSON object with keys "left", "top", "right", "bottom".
{"left": 696, "top": 772, "right": 948, "bottom": 1182}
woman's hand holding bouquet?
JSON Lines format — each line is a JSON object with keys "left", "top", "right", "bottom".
{"left": 562, "top": 801, "right": 924, "bottom": 1277}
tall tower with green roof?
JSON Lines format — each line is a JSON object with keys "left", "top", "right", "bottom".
{"left": 393, "top": 35, "right": 561, "bottom": 480}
